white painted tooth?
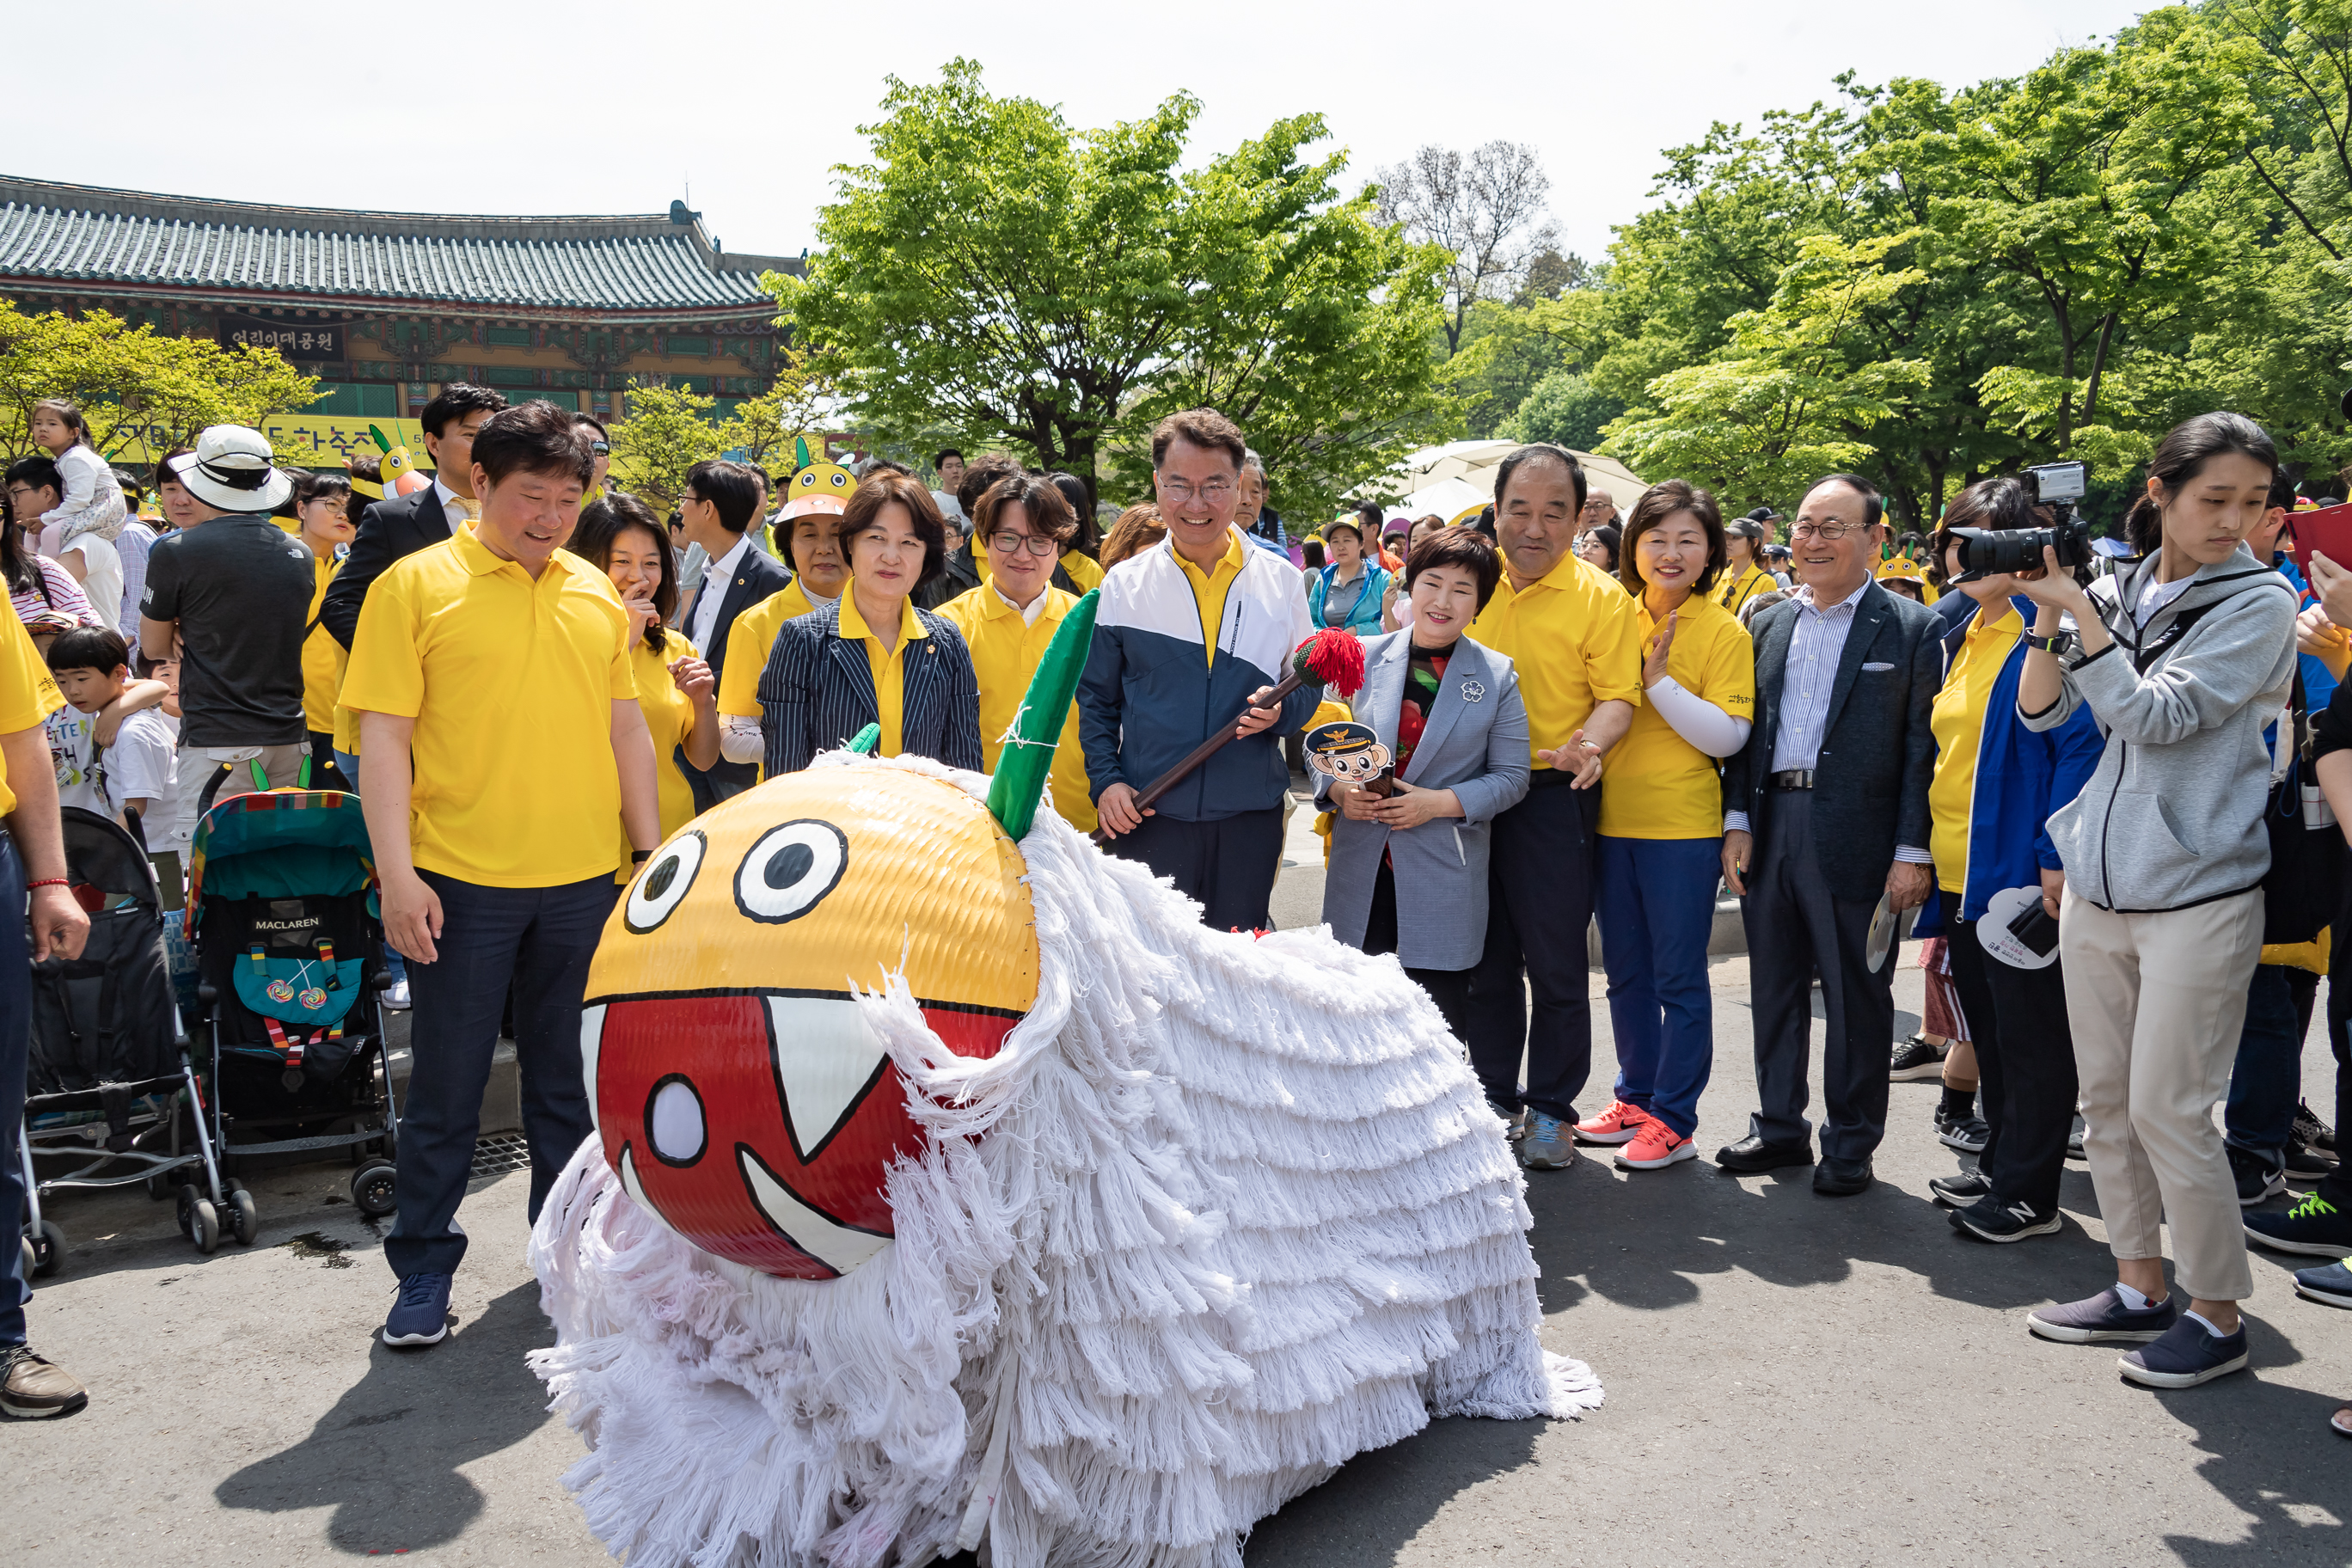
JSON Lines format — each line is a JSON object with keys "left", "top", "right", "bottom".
{"left": 764, "top": 995, "right": 891, "bottom": 1159}
{"left": 579, "top": 1005, "right": 608, "bottom": 1130}
{"left": 738, "top": 1148, "right": 892, "bottom": 1275}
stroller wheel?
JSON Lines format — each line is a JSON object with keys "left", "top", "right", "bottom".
{"left": 352, "top": 1161, "right": 396, "bottom": 1218}
{"left": 145, "top": 1169, "right": 174, "bottom": 1202}
{"left": 186, "top": 1196, "right": 220, "bottom": 1255}
{"left": 227, "top": 1186, "right": 260, "bottom": 1246}
{"left": 31, "top": 1220, "right": 65, "bottom": 1278}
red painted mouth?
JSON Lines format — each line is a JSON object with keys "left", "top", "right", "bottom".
{"left": 588, "top": 990, "right": 1015, "bottom": 1279}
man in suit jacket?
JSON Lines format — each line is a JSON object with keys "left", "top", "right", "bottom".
{"left": 673, "top": 458, "right": 791, "bottom": 810}
{"left": 1718, "top": 474, "right": 1942, "bottom": 1196}
{"left": 320, "top": 383, "right": 510, "bottom": 652}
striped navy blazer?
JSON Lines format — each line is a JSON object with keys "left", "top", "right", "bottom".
{"left": 756, "top": 597, "right": 983, "bottom": 777}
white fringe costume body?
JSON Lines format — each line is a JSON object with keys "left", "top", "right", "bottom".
{"left": 530, "top": 754, "right": 1601, "bottom": 1568}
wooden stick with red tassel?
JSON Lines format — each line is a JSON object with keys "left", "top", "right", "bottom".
{"left": 1091, "top": 628, "right": 1369, "bottom": 847}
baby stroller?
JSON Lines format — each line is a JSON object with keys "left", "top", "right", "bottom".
{"left": 189, "top": 790, "right": 398, "bottom": 1222}
{"left": 21, "top": 807, "right": 228, "bottom": 1273}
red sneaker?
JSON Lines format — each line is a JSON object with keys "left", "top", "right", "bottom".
{"left": 1573, "top": 1099, "right": 1651, "bottom": 1146}
{"left": 1616, "top": 1119, "right": 1697, "bottom": 1170}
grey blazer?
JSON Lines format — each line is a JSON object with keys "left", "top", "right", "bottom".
{"left": 1319, "top": 632, "right": 1529, "bottom": 970}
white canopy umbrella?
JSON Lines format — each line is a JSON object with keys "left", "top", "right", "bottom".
{"left": 1364, "top": 443, "right": 1646, "bottom": 518}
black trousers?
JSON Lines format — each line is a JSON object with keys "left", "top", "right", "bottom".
{"left": 1944, "top": 916, "right": 2079, "bottom": 1215}
{"left": 1106, "top": 807, "right": 1283, "bottom": 932}
{"left": 1363, "top": 855, "right": 1474, "bottom": 1042}
{"left": 1464, "top": 776, "right": 1598, "bottom": 1120}
{"left": 305, "top": 730, "right": 350, "bottom": 793}
{"left": 2320, "top": 975, "right": 2352, "bottom": 1210}
{"left": 1743, "top": 790, "right": 1894, "bottom": 1163}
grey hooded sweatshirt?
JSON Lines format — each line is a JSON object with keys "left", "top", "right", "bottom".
{"left": 2021, "top": 544, "right": 2296, "bottom": 913}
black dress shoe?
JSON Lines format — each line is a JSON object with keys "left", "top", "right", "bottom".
{"left": 1715, "top": 1134, "right": 1815, "bottom": 1173}
{"left": 1813, "top": 1158, "right": 1874, "bottom": 1196}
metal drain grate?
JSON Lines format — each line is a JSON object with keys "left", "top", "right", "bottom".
{"left": 470, "top": 1132, "right": 532, "bottom": 1178}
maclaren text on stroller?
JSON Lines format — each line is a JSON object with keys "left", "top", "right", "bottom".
{"left": 20, "top": 807, "right": 230, "bottom": 1272}
{"left": 189, "top": 790, "right": 399, "bottom": 1223}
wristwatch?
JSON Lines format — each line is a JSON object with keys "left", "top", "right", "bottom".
{"left": 2026, "top": 630, "right": 2077, "bottom": 658}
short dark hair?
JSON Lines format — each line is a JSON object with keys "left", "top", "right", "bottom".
{"left": 934, "top": 448, "right": 965, "bottom": 469}
{"left": 572, "top": 493, "right": 678, "bottom": 651}
{"left": 470, "top": 399, "right": 592, "bottom": 489}
{"left": 293, "top": 469, "right": 352, "bottom": 509}
{"left": 572, "top": 412, "right": 609, "bottom": 441}
{"left": 683, "top": 459, "right": 760, "bottom": 534}
{"left": 1811, "top": 473, "right": 1883, "bottom": 530}
{"left": 975, "top": 473, "right": 1077, "bottom": 547}
{"left": 6, "top": 456, "right": 62, "bottom": 501}
{"left": 155, "top": 448, "right": 193, "bottom": 491}
{"left": 113, "top": 469, "right": 142, "bottom": 505}
{"left": 419, "top": 382, "right": 510, "bottom": 438}
{"left": 958, "top": 454, "right": 1023, "bottom": 520}
{"left": 2269, "top": 469, "right": 2300, "bottom": 513}
{"left": 1045, "top": 471, "right": 1099, "bottom": 553}
{"left": 1405, "top": 526, "right": 1504, "bottom": 611}
{"left": 837, "top": 470, "right": 949, "bottom": 589}
{"left": 1620, "top": 480, "right": 1728, "bottom": 595}
{"left": 1150, "top": 407, "right": 1246, "bottom": 471}
{"left": 1493, "top": 444, "right": 1586, "bottom": 514}
{"left": 1931, "top": 475, "right": 2043, "bottom": 586}
{"left": 46, "top": 625, "right": 129, "bottom": 676}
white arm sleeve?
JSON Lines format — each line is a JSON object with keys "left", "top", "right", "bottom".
{"left": 720, "top": 713, "right": 764, "bottom": 765}
{"left": 1645, "top": 675, "right": 1752, "bottom": 758}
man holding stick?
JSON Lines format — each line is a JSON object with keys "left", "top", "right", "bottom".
{"left": 1079, "top": 408, "right": 1320, "bottom": 931}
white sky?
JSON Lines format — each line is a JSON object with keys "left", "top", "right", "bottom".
{"left": 14, "top": 0, "right": 2150, "bottom": 265}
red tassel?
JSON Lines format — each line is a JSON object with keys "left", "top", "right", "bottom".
{"left": 1294, "top": 628, "right": 1367, "bottom": 698}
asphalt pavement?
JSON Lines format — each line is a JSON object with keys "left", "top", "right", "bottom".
{"left": 9, "top": 841, "right": 2351, "bottom": 1566}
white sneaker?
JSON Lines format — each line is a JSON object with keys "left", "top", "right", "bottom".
{"left": 383, "top": 977, "right": 412, "bottom": 1011}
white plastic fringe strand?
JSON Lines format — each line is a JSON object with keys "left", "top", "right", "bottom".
{"left": 530, "top": 752, "right": 1602, "bottom": 1568}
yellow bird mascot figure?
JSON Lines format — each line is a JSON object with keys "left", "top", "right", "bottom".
{"left": 530, "top": 595, "right": 1602, "bottom": 1568}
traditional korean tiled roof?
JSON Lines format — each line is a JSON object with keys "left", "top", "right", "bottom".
{"left": 0, "top": 176, "right": 798, "bottom": 316}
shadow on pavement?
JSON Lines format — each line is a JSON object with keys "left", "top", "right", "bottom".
{"left": 2156, "top": 1348, "right": 2352, "bottom": 1565}
{"left": 214, "top": 1281, "right": 555, "bottom": 1554}
{"left": 1242, "top": 1412, "right": 1542, "bottom": 1565}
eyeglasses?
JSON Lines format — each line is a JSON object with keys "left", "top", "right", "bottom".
{"left": 988, "top": 531, "right": 1057, "bottom": 558}
{"left": 1157, "top": 476, "right": 1235, "bottom": 505}
{"left": 1787, "top": 522, "right": 1863, "bottom": 542}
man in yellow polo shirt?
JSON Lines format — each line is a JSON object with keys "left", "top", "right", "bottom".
{"left": 936, "top": 471, "right": 1097, "bottom": 833}
{"left": 343, "top": 401, "right": 661, "bottom": 1350}
{"left": 0, "top": 612, "right": 92, "bottom": 1418}
{"left": 1462, "top": 444, "right": 1645, "bottom": 1171}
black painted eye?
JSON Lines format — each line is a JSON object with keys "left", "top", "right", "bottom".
{"left": 734, "top": 819, "right": 848, "bottom": 924}
{"left": 625, "top": 831, "right": 705, "bottom": 933}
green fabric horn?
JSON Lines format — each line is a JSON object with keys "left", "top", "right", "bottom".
{"left": 984, "top": 589, "right": 1099, "bottom": 841}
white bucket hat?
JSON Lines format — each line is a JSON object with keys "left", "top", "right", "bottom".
{"left": 168, "top": 425, "right": 292, "bottom": 512}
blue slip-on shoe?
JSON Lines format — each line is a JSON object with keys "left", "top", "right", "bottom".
{"left": 2244, "top": 1193, "right": 2352, "bottom": 1256}
{"left": 2027, "top": 1287, "right": 2177, "bottom": 1344}
{"left": 382, "top": 1271, "right": 453, "bottom": 1347}
{"left": 2294, "top": 1259, "right": 2352, "bottom": 1309}
{"left": 2119, "top": 1315, "right": 2249, "bottom": 1388}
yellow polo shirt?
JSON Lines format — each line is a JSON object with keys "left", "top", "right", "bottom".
{"left": 341, "top": 530, "right": 636, "bottom": 887}
{"left": 1173, "top": 529, "right": 1248, "bottom": 667}
{"left": 622, "top": 626, "right": 704, "bottom": 880}
{"left": 717, "top": 578, "right": 819, "bottom": 720}
{"left": 1468, "top": 553, "right": 1645, "bottom": 768}
{"left": 1928, "top": 600, "right": 2024, "bottom": 896}
{"left": 0, "top": 613, "right": 64, "bottom": 816}
{"left": 1598, "top": 594, "right": 1755, "bottom": 839}
{"left": 935, "top": 582, "right": 1097, "bottom": 832}
{"left": 1715, "top": 562, "right": 1778, "bottom": 618}
{"left": 302, "top": 554, "right": 341, "bottom": 734}
{"left": 836, "top": 590, "right": 928, "bottom": 757}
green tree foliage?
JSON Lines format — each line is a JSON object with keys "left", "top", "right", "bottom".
{"left": 0, "top": 300, "right": 317, "bottom": 464}
{"left": 612, "top": 343, "right": 843, "bottom": 504}
{"left": 781, "top": 60, "right": 1453, "bottom": 522}
{"left": 1499, "top": 371, "right": 1623, "bottom": 451}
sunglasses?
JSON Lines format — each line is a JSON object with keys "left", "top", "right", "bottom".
{"left": 590, "top": 441, "right": 610, "bottom": 456}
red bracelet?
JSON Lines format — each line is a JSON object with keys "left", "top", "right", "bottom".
{"left": 27, "top": 878, "right": 68, "bottom": 890}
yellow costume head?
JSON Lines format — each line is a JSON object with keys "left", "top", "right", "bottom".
{"left": 781, "top": 435, "right": 857, "bottom": 520}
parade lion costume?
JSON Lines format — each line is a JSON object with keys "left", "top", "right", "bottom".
{"left": 529, "top": 595, "right": 1601, "bottom": 1568}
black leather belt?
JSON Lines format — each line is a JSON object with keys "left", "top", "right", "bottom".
{"left": 1769, "top": 769, "right": 1816, "bottom": 791}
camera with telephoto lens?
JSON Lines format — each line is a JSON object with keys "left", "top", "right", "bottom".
{"left": 1948, "top": 461, "right": 2093, "bottom": 582}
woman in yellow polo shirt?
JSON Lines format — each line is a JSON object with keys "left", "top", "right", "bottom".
{"left": 757, "top": 471, "right": 982, "bottom": 776}
{"left": 570, "top": 494, "right": 720, "bottom": 873}
{"left": 1578, "top": 481, "right": 1755, "bottom": 1172}
{"left": 291, "top": 471, "right": 357, "bottom": 789}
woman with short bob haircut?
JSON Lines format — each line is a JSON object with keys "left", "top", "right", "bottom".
{"left": 1577, "top": 480, "right": 1755, "bottom": 1172}
{"left": 1320, "top": 526, "right": 1529, "bottom": 1041}
{"left": 757, "top": 469, "right": 980, "bottom": 776}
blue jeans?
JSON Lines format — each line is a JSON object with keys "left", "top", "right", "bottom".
{"left": 333, "top": 747, "right": 406, "bottom": 989}
{"left": 383, "top": 871, "right": 615, "bottom": 1277}
{"left": 0, "top": 835, "right": 35, "bottom": 1344}
{"left": 1595, "top": 835, "right": 1719, "bottom": 1138}
{"left": 2224, "top": 964, "right": 2303, "bottom": 1164}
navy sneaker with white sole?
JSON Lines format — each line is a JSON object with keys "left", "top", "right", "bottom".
{"left": 2294, "top": 1259, "right": 2352, "bottom": 1309}
{"left": 2027, "top": 1287, "right": 2177, "bottom": 1344}
{"left": 2245, "top": 1193, "right": 2352, "bottom": 1256}
{"left": 2227, "top": 1144, "right": 2287, "bottom": 1207}
{"left": 2118, "top": 1316, "right": 2249, "bottom": 1389}
{"left": 383, "top": 1271, "right": 454, "bottom": 1347}
{"left": 1929, "top": 1169, "right": 1993, "bottom": 1209}
{"left": 1953, "top": 1196, "right": 2061, "bottom": 1243}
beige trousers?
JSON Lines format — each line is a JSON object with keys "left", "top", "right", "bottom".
{"left": 2058, "top": 885, "right": 2263, "bottom": 1302}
